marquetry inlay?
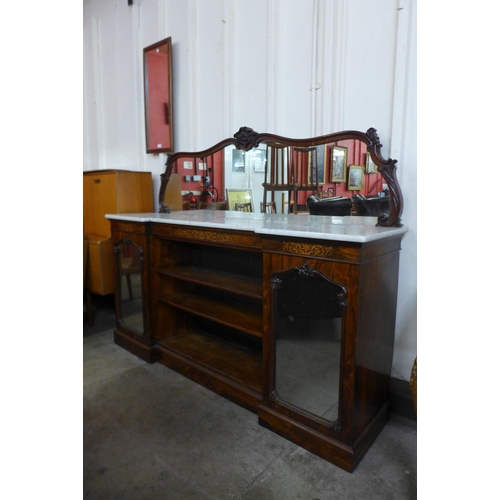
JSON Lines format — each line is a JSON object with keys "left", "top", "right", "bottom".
{"left": 173, "top": 228, "right": 233, "bottom": 243}
{"left": 282, "top": 241, "right": 336, "bottom": 257}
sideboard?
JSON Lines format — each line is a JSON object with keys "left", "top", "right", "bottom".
{"left": 107, "top": 210, "right": 407, "bottom": 472}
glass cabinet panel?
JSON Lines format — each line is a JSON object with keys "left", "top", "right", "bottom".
{"left": 114, "top": 238, "right": 145, "bottom": 335}
{"left": 271, "top": 264, "right": 347, "bottom": 425}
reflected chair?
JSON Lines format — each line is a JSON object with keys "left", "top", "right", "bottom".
{"left": 234, "top": 202, "right": 252, "bottom": 212}
{"left": 306, "top": 195, "right": 352, "bottom": 216}
{"left": 352, "top": 194, "right": 391, "bottom": 217}
{"left": 291, "top": 146, "right": 319, "bottom": 214}
{"left": 262, "top": 144, "right": 293, "bottom": 214}
{"left": 260, "top": 201, "right": 277, "bottom": 214}
{"left": 119, "top": 245, "right": 142, "bottom": 300}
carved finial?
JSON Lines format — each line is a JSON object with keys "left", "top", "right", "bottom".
{"left": 366, "top": 128, "right": 382, "bottom": 148}
{"left": 297, "top": 264, "right": 315, "bottom": 277}
{"left": 234, "top": 127, "right": 260, "bottom": 151}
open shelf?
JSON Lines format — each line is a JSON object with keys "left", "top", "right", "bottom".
{"left": 159, "top": 292, "right": 263, "bottom": 338}
{"left": 158, "top": 329, "right": 262, "bottom": 394}
{"left": 158, "top": 266, "right": 262, "bottom": 299}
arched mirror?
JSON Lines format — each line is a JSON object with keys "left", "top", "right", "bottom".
{"left": 114, "top": 238, "right": 145, "bottom": 336}
{"left": 270, "top": 265, "right": 347, "bottom": 427}
{"left": 143, "top": 37, "right": 174, "bottom": 153}
{"left": 158, "top": 127, "right": 403, "bottom": 227}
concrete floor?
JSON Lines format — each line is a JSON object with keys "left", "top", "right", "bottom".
{"left": 83, "top": 295, "right": 417, "bottom": 499}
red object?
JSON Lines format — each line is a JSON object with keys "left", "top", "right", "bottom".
{"left": 189, "top": 194, "right": 197, "bottom": 209}
{"left": 202, "top": 187, "right": 215, "bottom": 203}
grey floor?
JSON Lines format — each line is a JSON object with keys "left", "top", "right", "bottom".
{"left": 83, "top": 295, "right": 417, "bottom": 500}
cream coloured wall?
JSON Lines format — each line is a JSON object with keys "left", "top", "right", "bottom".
{"left": 83, "top": 0, "right": 417, "bottom": 382}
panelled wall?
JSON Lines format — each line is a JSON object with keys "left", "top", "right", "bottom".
{"left": 83, "top": 0, "right": 417, "bottom": 382}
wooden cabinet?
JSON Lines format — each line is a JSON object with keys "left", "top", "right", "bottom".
{"left": 259, "top": 235, "right": 403, "bottom": 471}
{"left": 83, "top": 170, "right": 153, "bottom": 295}
{"left": 108, "top": 212, "right": 407, "bottom": 472}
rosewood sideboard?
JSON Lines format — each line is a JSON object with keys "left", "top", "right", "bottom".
{"left": 107, "top": 210, "right": 407, "bottom": 472}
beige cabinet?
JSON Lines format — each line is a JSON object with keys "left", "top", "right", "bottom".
{"left": 83, "top": 170, "right": 154, "bottom": 295}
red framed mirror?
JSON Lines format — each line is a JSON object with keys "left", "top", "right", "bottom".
{"left": 143, "top": 37, "right": 174, "bottom": 153}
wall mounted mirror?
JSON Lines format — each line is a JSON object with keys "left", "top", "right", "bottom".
{"left": 143, "top": 37, "right": 174, "bottom": 153}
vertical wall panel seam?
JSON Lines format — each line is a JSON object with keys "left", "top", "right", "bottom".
{"left": 187, "top": 0, "right": 197, "bottom": 149}
{"left": 390, "top": 0, "right": 412, "bottom": 163}
{"left": 321, "top": 0, "right": 334, "bottom": 134}
{"left": 134, "top": 0, "right": 145, "bottom": 171}
{"left": 222, "top": 0, "right": 233, "bottom": 137}
{"left": 332, "top": 0, "right": 347, "bottom": 131}
{"left": 267, "top": 0, "right": 279, "bottom": 132}
{"left": 83, "top": 40, "right": 90, "bottom": 169}
{"left": 158, "top": 0, "right": 166, "bottom": 38}
{"left": 158, "top": 0, "right": 167, "bottom": 169}
{"left": 92, "top": 16, "right": 105, "bottom": 168}
{"left": 310, "top": 0, "right": 319, "bottom": 136}
{"left": 266, "top": 0, "right": 275, "bottom": 131}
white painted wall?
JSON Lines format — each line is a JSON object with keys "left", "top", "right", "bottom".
{"left": 83, "top": 0, "right": 417, "bottom": 382}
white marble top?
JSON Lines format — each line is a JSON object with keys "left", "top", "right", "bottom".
{"left": 106, "top": 211, "right": 408, "bottom": 243}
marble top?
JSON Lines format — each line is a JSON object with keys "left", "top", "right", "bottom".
{"left": 106, "top": 211, "right": 408, "bottom": 243}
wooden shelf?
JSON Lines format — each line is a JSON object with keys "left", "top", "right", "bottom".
{"left": 158, "top": 330, "right": 262, "bottom": 393}
{"left": 159, "top": 292, "right": 263, "bottom": 338}
{"left": 158, "top": 266, "right": 262, "bottom": 299}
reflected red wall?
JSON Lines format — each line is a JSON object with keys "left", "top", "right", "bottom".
{"left": 174, "top": 151, "right": 224, "bottom": 208}
{"left": 296, "top": 139, "right": 385, "bottom": 205}
{"left": 147, "top": 51, "right": 171, "bottom": 150}
{"left": 171, "top": 140, "right": 385, "bottom": 210}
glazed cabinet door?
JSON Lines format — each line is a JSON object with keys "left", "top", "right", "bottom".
{"left": 261, "top": 250, "right": 359, "bottom": 440}
{"left": 110, "top": 222, "right": 154, "bottom": 362}
{"left": 270, "top": 263, "right": 347, "bottom": 425}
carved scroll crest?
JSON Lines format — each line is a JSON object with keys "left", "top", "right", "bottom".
{"left": 234, "top": 126, "right": 260, "bottom": 151}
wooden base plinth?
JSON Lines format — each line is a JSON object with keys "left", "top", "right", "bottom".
{"left": 258, "top": 402, "right": 391, "bottom": 473}
{"left": 113, "top": 330, "right": 156, "bottom": 363}
{"left": 156, "top": 343, "right": 262, "bottom": 413}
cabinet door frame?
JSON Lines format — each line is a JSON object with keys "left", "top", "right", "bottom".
{"left": 261, "top": 248, "right": 360, "bottom": 442}
{"left": 111, "top": 222, "right": 155, "bottom": 361}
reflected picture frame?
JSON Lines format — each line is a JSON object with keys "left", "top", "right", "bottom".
{"left": 308, "top": 146, "right": 326, "bottom": 185}
{"left": 365, "top": 152, "right": 378, "bottom": 174}
{"left": 232, "top": 149, "right": 245, "bottom": 173}
{"left": 226, "top": 188, "right": 254, "bottom": 211}
{"left": 330, "top": 146, "right": 348, "bottom": 183}
{"left": 252, "top": 148, "right": 267, "bottom": 173}
{"left": 347, "top": 165, "right": 364, "bottom": 191}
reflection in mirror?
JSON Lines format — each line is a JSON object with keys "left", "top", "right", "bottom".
{"left": 115, "top": 238, "right": 144, "bottom": 335}
{"left": 305, "top": 139, "right": 390, "bottom": 217}
{"left": 144, "top": 37, "right": 174, "bottom": 153}
{"left": 223, "top": 139, "right": 390, "bottom": 215}
{"left": 224, "top": 145, "right": 267, "bottom": 212}
{"left": 272, "top": 264, "right": 347, "bottom": 425}
{"left": 159, "top": 127, "right": 403, "bottom": 226}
